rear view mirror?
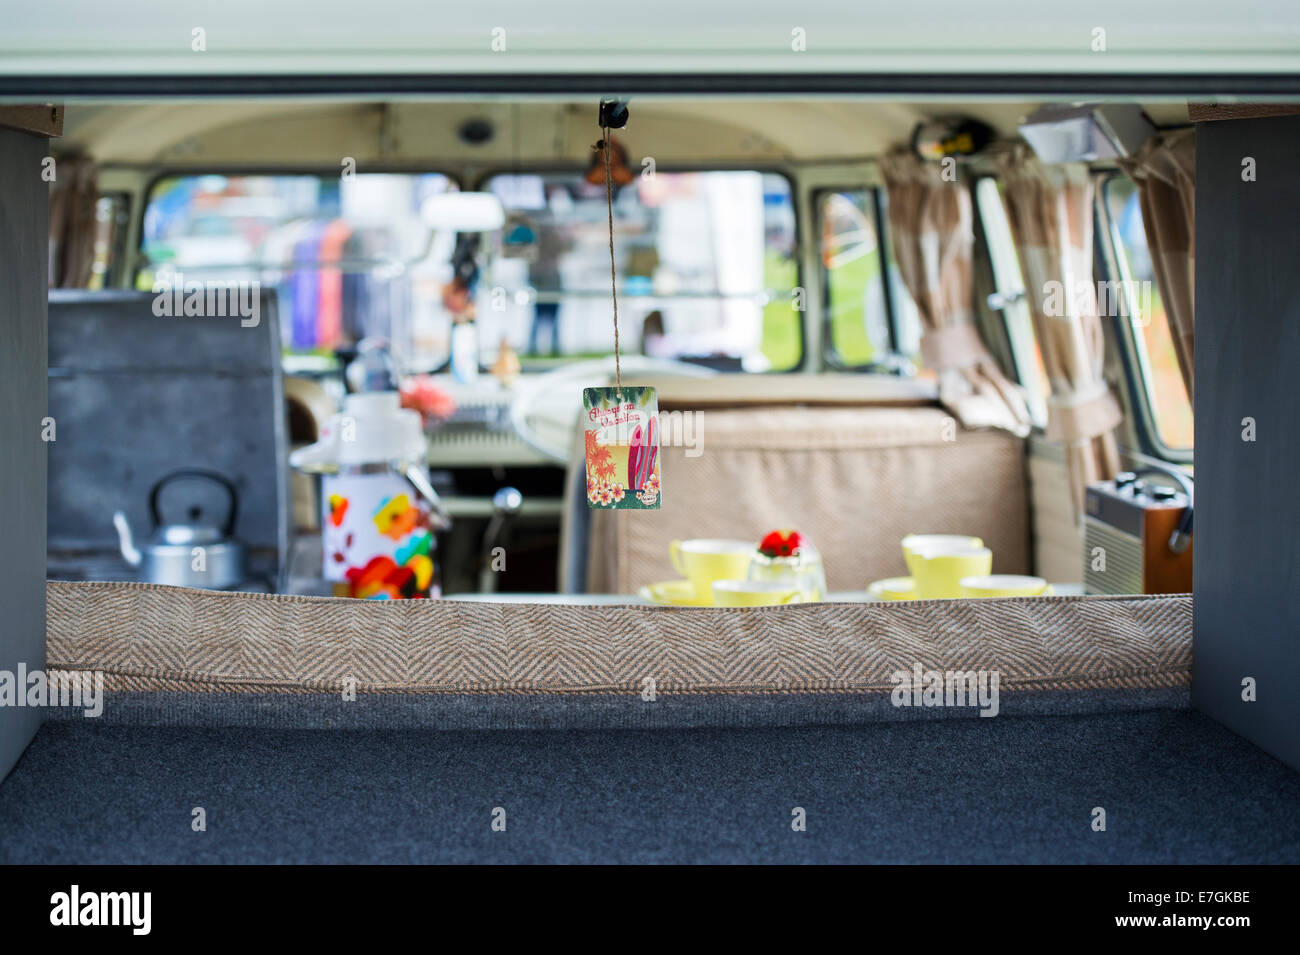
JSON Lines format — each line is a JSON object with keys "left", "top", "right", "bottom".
{"left": 420, "top": 192, "right": 506, "bottom": 232}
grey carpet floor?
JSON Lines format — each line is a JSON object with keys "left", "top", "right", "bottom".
{"left": 1, "top": 710, "right": 1297, "bottom": 864}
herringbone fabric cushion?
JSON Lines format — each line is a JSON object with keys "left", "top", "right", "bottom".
{"left": 46, "top": 581, "right": 1189, "bottom": 696}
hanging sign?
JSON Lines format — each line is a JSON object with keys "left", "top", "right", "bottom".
{"left": 586, "top": 102, "right": 658, "bottom": 510}
{"left": 584, "top": 386, "right": 660, "bottom": 509}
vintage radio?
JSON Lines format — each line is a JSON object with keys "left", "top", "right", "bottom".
{"left": 1083, "top": 470, "right": 1193, "bottom": 595}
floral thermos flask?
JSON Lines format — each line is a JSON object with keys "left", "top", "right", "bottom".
{"left": 290, "top": 393, "right": 451, "bottom": 599}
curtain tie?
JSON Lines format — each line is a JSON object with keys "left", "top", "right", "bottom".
{"left": 1046, "top": 382, "right": 1123, "bottom": 444}
{"left": 919, "top": 322, "right": 986, "bottom": 371}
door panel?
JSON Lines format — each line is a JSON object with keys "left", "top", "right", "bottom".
{"left": 0, "top": 126, "right": 49, "bottom": 781}
{"left": 1027, "top": 436, "right": 1083, "bottom": 585}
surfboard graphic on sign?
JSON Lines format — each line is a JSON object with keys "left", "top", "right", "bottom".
{"left": 583, "top": 386, "right": 660, "bottom": 509}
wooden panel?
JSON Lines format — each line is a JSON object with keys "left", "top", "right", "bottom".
{"left": 1142, "top": 506, "right": 1193, "bottom": 593}
{"left": 1187, "top": 103, "right": 1300, "bottom": 123}
{"left": 1193, "top": 114, "right": 1300, "bottom": 771}
{"left": 0, "top": 104, "right": 62, "bottom": 138}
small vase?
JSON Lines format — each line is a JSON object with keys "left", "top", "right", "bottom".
{"left": 748, "top": 548, "right": 827, "bottom": 602}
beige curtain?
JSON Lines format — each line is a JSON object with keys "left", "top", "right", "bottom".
{"left": 48, "top": 154, "right": 99, "bottom": 288}
{"left": 1120, "top": 128, "right": 1195, "bottom": 400}
{"left": 998, "top": 144, "right": 1123, "bottom": 518}
{"left": 879, "top": 150, "right": 1031, "bottom": 437}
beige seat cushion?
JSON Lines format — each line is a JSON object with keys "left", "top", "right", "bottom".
{"left": 587, "top": 405, "right": 1029, "bottom": 594}
{"left": 46, "top": 581, "right": 1187, "bottom": 697}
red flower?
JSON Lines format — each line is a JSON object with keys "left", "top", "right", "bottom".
{"left": 400, "top": 375, "right": 457, "bottom": 427}
{"left": 759, "top": 529, "right": 805, "bottom": 558}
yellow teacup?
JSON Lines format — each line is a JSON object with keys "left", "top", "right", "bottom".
{"left": 670, "top": 539, "right": 755, "bottom": 603}
{"left": 911, "top": 545, "right": 993, "bottom": 600}
{"left": 902, "top": 534, "right": 984, "bottom": 578}
{"left": 711, "top": 580, "right": 807, "bottom": 607}
{"left": 868, "top": 576, "right": 917, "bottom": 601}
{"left": 960, "top": 574, "right": 1048, "bottom": 598}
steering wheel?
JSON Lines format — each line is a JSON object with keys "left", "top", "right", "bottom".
{"left": 509, "top": 356, "right": 717, "bottom": 463}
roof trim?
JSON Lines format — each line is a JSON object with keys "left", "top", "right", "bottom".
{"left": 8, "top": 72, "right": 1300, "bottom": 100}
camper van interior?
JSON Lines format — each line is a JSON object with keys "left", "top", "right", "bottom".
{"left": 1, "top": 4, "right": 1299, "bottom": 876}
{"left": 40, "top": 97, "right": 1200, "bottom": 600}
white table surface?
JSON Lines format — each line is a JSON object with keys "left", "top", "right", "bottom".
{"left": 442, "top": 591, "right": 867, "bottom": 604}
{"left": 444, "top": 585, "right": 1084, "bottom": 604}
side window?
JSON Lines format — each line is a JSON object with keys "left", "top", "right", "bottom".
{"left": 974, "top": 177, "right": 1049, "bottom": 428}
{"left": 817, "top": 188, "right": 920, "bottom": 370}
{"left": 1103, "top": 175, "right": 1193, "bottom": 454}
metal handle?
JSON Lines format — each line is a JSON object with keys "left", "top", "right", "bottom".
{"left": 402, "top": 463, "right": 452, "bottom": 531}
{"left": 148, "top": 469, "right": 240, "bottom": 536}
{"left": 986, "top": 289, "right": 1026, "bottom": 311}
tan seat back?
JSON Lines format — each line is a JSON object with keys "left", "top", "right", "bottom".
{"left": 586, "top": 405, "right": 1029, "bottom": 594}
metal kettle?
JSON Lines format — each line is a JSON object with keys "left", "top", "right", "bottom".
{"left": 113, "top": 469, "right": 247, "bottom": 589}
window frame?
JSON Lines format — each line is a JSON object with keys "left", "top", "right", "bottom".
{"left": 474, "top": 163, "right": 807, "bottom": 373}
{"left": 813, "top": 184, "right": 915, "bottom": 373}
{"left": 1096, "top": 170, "right": 1193, "bottom": 465}
{"left": 970, "top": 174, "right": 1049, "bottom": 430}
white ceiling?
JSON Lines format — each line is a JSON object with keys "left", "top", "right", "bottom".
{"left": 59, "top": 99, "right": 1195, "bottom": 166}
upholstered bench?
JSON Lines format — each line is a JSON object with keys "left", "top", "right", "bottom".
{"left": 45, "top": 581, "right": 1190, "bottom": 730}
{"left": 582, "top": 406, "right": 1030, "bottom": 595}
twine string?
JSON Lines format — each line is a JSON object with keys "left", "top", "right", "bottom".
{"left": 601, "top": 127, "right": 622, "bottom": 395}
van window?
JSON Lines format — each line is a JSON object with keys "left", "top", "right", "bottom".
{"left": 974, "top": 177, "right": 1049, "bottom": 427}
{"left": 818, "top": 188, "right": 921, "bottom": 370}
{"left": 482, "top": 170, "right": 800, "bottom": 372}
{"left": 1103, "top": 175, "right": 1194, "bottom": 452}
{"left": 140, "top": 172, "right": 460, "bottom": 368}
